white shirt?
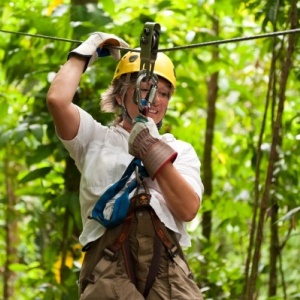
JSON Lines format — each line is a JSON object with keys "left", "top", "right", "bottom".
{"left": 60, "top": 106, "right": 204, "bottom": 247}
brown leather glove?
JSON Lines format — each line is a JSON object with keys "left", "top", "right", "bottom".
{"left": 128, "top": 116, "right": 177, "bottom": 179}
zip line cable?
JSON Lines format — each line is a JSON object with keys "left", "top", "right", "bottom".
{"left": 0, "top": 29, "right": 82, "bottom": 44}
{"left": 0, "top": 28, "right": 300, "bottom": 53}
{"left": 158, "top": 28, "right": 300, "bottom": 52}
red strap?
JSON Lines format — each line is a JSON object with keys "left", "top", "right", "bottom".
{"left": 149, "top": 209, "right": 173, "bottom": 250}
{"left": 105, "top": 213, "right": 133, "bottom": 259}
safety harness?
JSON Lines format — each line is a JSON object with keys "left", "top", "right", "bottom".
{"left": 88, "top": 158, "right": 192, "bottom": 298}
{"left": 88, "top": 158, "right": 147, "bottom": 228}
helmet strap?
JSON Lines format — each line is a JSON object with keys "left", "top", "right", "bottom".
{"left": 156, "top": 120, "right": 162, "bottom": 130}
{"left": 122, "top": 104, "right": 134, "bottom": 125}
{"left": 118, "top": 73, "right": 134, "bottom": 125}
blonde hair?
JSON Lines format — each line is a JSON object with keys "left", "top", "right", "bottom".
{"left": 100, "top": 73, "right": 138, "bottom": 125}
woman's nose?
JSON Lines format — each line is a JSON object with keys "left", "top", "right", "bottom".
{"left": 152, "top": 92, "right": 161, "bottom": 106}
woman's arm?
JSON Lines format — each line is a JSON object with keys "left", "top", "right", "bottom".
{"left": 155, "top": 162, "right": 201, "bottom": 222}
{"left": 46, "top": 56, "right": 85, "bottom": 140}
{"left": 46, "top": 32, "right": 129, "bottom": 140}
{"left": 128, "top": 118, "right": 201, "bottom": 222}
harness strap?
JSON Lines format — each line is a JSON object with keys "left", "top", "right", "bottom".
{"left": 104, "top": 213, "right": 133, "bottom": 259}
{"left": 143, "top": 234, "right": 162, "bottom": 298}
{"left": 122, "top": 239, "right": 137, "bottom": 286}
{"left": 86, "top": 213, "right": 135, "bottom": 287}
{"left": 149, "top": 209, "right": 192, "bottom": 278}
{"left": 89, "top": 158, "right": 148, "bottom": 228}
{"left": 95, "top": 193, "right": 191, "bottom": 295}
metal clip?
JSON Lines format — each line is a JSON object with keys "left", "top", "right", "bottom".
{"left": 140, "top": 22, "right": 161, "bottom": 79}
{"left": 134, "top": 70, "right": 158, "bottom": 115}
{"left": 134, "top": 22, "right": 161, "bottom": 116}
{"left": 134, "top": 166, "right": 150, "bottom": 196}
{"left": 134, "top": 166, "right": 143, "bottom": 187}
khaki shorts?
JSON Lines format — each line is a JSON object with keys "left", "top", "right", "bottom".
{"left": 79, "top": 208, "right": 203, "bottom": 300}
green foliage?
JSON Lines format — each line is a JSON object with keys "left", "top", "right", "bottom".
{"left": 1, "top": 0, "right": 300, "bottom": 299}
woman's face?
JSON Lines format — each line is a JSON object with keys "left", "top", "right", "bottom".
{"left": 122, "top": 77, "right": 173, "bottom": 129}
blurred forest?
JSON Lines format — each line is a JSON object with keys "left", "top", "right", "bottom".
{"left": 0, "top": 0, "right": 300, "bottom": 299}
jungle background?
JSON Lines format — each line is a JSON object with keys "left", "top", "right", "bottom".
{"left": 1, "top": 0, "right": 300, "bottom": 299}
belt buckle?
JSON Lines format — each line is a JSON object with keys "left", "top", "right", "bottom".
{"left": 136, "top": 192, "right": 151, "bottom": 206}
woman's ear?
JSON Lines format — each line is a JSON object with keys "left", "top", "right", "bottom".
{"left": 116, "top": 95, "right": 122, "bottom": 106}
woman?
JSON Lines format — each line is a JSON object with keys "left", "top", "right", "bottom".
{"left": 47, "top": 32, "right": 204, "bottom": 299}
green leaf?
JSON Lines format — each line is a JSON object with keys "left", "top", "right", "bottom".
{"left": 101, "top": 0, "right": 115, "bottom": 15}
{"left": 0, "top": 129, "right": 12, "bottom": 146}
{"left": 277, "top": 207, "right": 300, "bottom": 223}
{"left": 19, "top": 166, "right": 52, "bottom": 183}
{"left": 9, "top": 263, "right": 28, "bottom": 271}
{"left": 29, "top": 124, "right": 44, "bottom": 141}
{"left": 26, "top": 144, "right": 55, "bottom": 165}
{"left": 0, "top": 101, "right": 9, "bottom": 120}
{"left": 13, "top": 123, "right": 28, "bottom": 143}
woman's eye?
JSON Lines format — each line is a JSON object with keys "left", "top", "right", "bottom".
{"left": 158, "top": 90, "right": 170, "bottom": 99}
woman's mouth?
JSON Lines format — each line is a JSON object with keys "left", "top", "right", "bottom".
{"left": 149, "top": 108, "right": 158, "bottom": 114}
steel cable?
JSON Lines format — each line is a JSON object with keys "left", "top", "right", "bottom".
{"left": 1, "top": 28, "right": 300, "bottom": 53}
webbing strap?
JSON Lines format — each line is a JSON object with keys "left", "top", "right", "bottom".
{"left": 90, "top": 214, "right": 134, "bottom": 286}
{"left": 89, "top": 158, "right": 148, "bottom": 228}
{"left": 122, "top": 240, "right": 137, "bottom": 286}
{"left": 149, "top": 210, "right": 192, "bottom": 277}
{"left": 106, "top": 214, "right": 133, "bottom": 255}
{"left": 100, "top": 204, "right": 191, "bottom": 294}
{"left": 143, "top": 234, "right": 162, "bottom": 298}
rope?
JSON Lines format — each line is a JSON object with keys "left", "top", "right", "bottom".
{"left": 0, "top": 28, "right": 300, "bottom": 53}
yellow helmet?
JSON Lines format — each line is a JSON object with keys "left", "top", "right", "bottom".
{"left": 113, "top": 51, "right": 176, "bottom": 88}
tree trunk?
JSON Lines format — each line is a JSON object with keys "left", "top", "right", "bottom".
{"left": 269, "top": 202, "right": 279, "bottom": 296}
{"left": 201, "top": 18, "right": 219, "bottom": 241}
{"left": 3, "top": 158, "right": 18, "bottom": 300}
{"left": 201, "top": 18, "right": 219, "bottom": 286}
{"left": 268, "top": 0, "right": 298, "bottom": 296}
{"left": 201, "top": 70, "right": 218, "bottom": 241}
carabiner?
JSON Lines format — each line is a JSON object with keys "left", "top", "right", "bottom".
{"left": 134, "top": 70, "right": 158, "bottom": 115}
